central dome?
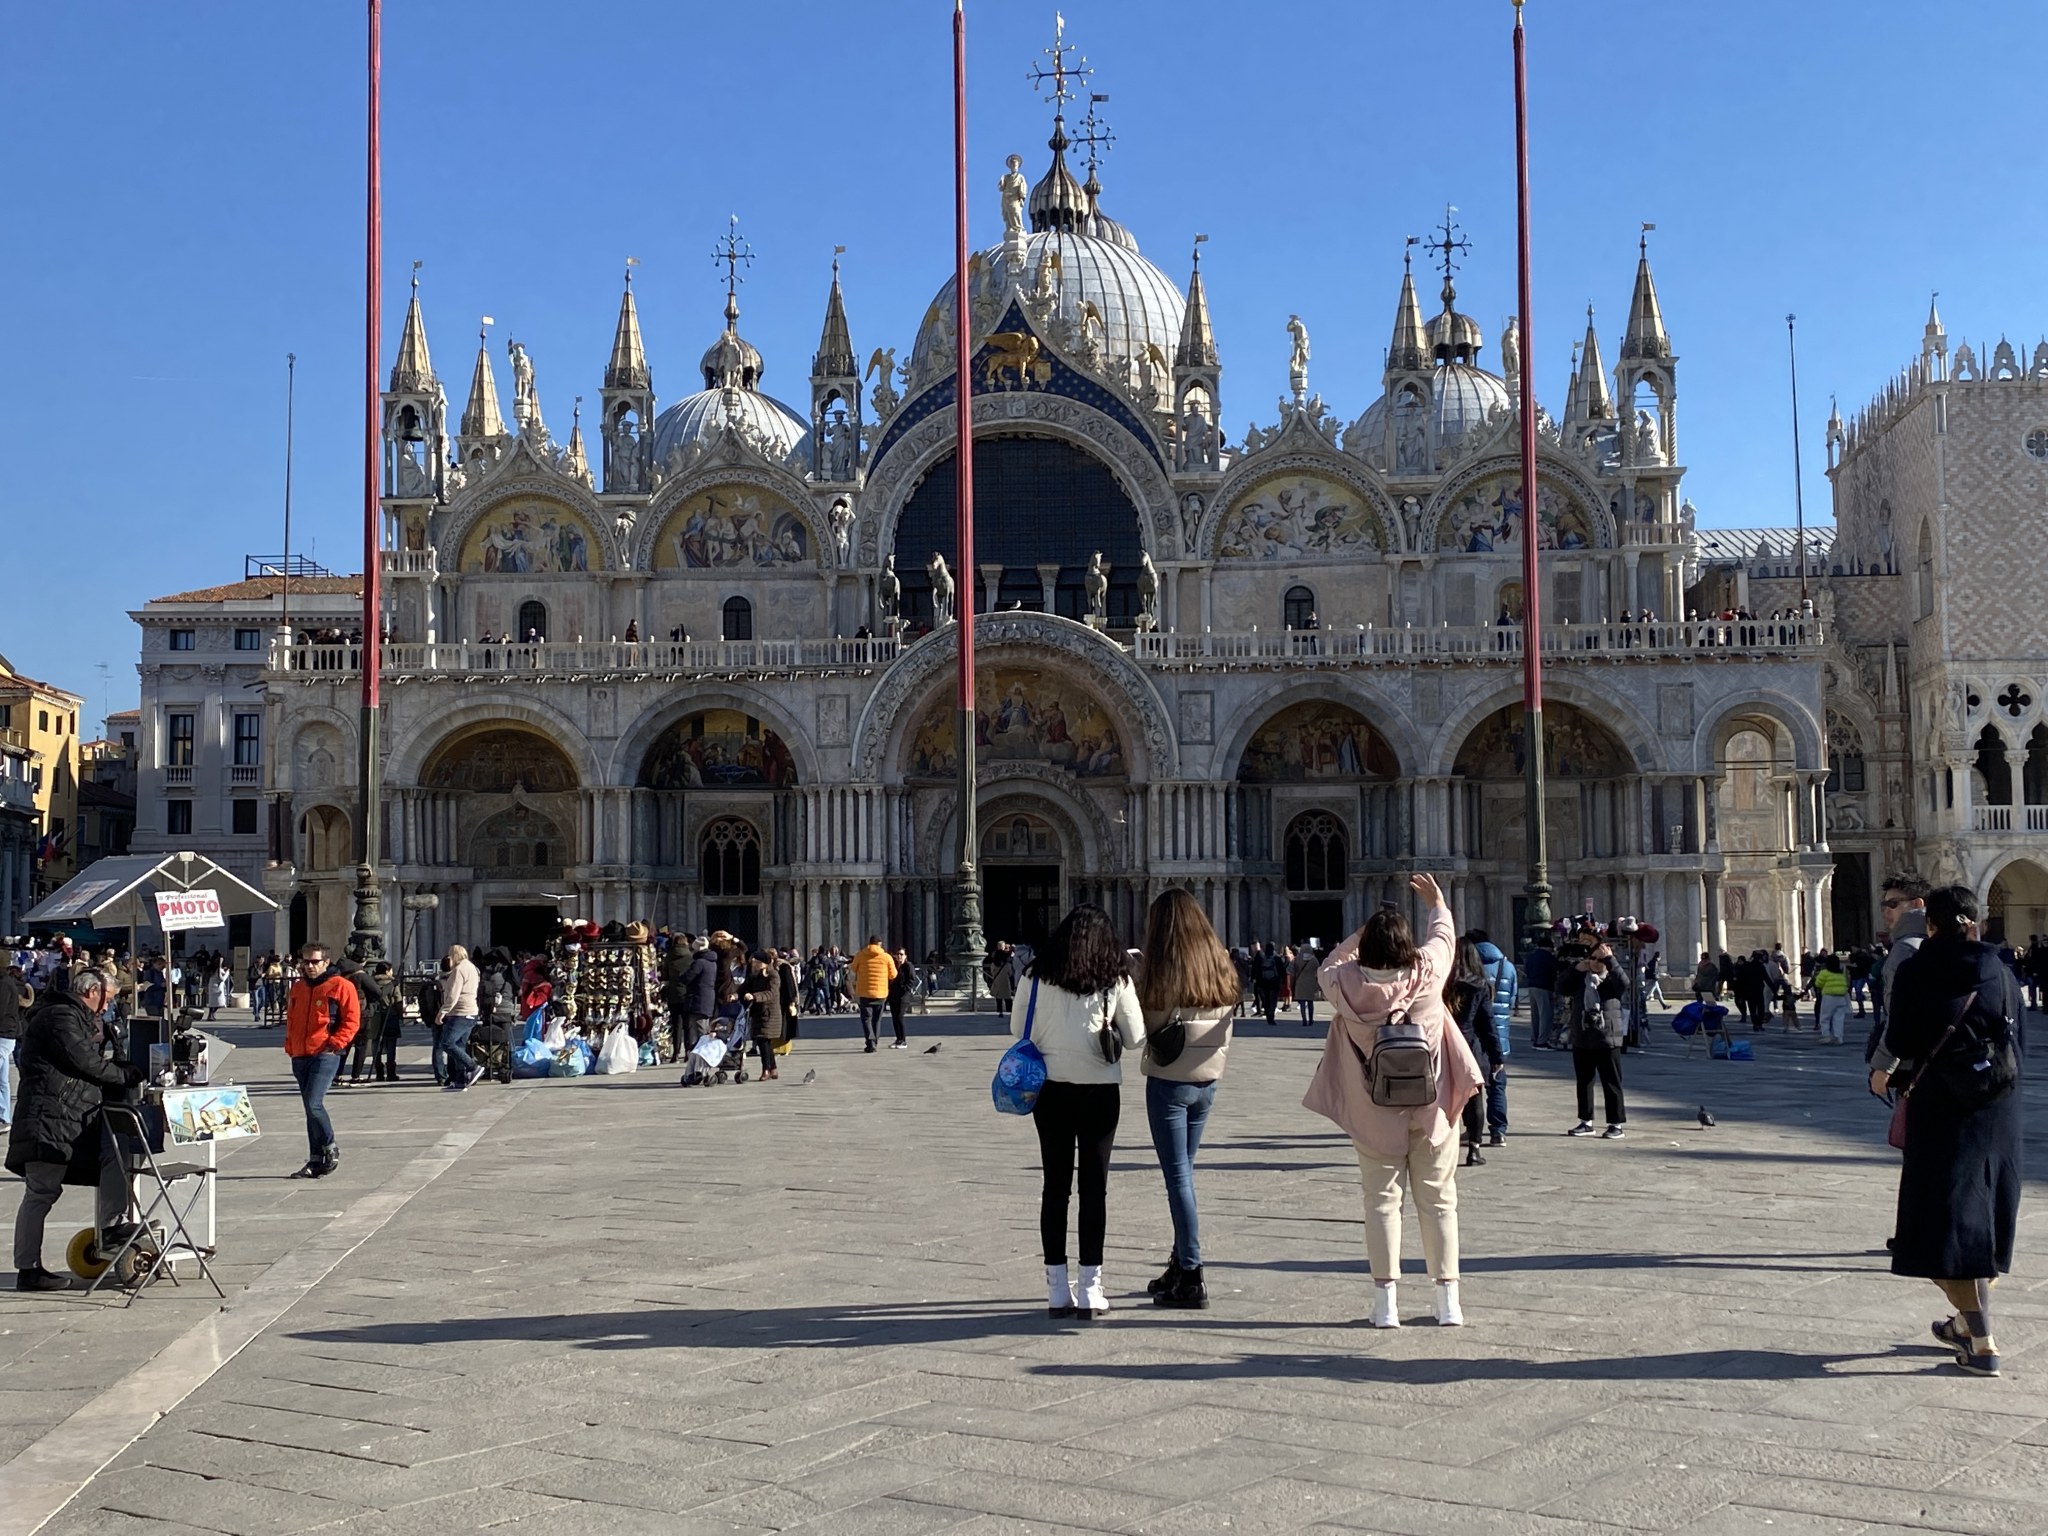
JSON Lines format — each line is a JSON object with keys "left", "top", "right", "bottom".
{"left": 1350, "top": 363, "right": 1516, "bottom": 458}
{"left": 910, "top": 228, "right": 1185, "bottom": 382}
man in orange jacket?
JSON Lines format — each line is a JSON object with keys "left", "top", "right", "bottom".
{"left": 284, "top": 943, "right": 359, "bottom": 1179}
{"left": 851, "top": 936, "right": 897, "bottom": 1054}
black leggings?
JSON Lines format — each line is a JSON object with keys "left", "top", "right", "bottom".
{"left": 1573, "top": 1042, "right": 1626, "bottom": 1125}
{"left": 1031, "top": 1079, "right": 1120, "bottom": 1266}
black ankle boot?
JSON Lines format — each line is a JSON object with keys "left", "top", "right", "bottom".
{"left": 1156, "top": 1265, "right": 1209, "bottom": 1310}
{"left": 1147, "top": 1259, "right": 1182, "bottom": 1296}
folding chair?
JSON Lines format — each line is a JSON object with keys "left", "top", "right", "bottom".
{"left": 86, "top": 1102, "right": 225, "bottom": 1305}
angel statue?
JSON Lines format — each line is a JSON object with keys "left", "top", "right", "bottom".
{"left": 929, "top": 551, "right": 956, "bottom": 625}
{"left": 1286, "top": 314, "right": 1310, "bottom": 399}
{"left": 829, "top": 496, "right": 854, "bottom": 563}
{"left": 865, "top": 347, "right": 900, "bottom": 415}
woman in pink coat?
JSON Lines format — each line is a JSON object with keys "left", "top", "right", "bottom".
{"left": 1303, "top": 873, "right": 1485, "bottom": 1328}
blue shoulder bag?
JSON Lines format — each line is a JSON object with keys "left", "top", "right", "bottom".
{"left": 992, "top": 978, "right": 1048, "bottom": 1115}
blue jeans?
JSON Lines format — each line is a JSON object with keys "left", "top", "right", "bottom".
{"left": 1487, "top": 1020, "right": 1509, "bottom": 1135}
{"left": 0, "top": 1036, "right": 15, "bottom": 1125}
{"left": 291, "top": 1051, "right": 342, "bottom": 1162}
{"left": 1145, "top": 1076, "right": 1218, "bottom": 1269}
{"left": 1529, "top": 990, "right": 1554, "bottom": 1048}
{"left": 429, "top": 1023, "right": 447, "bottom": 1082}
{"left": 442, "top": 1016, "right": 478, "bottom": 1082}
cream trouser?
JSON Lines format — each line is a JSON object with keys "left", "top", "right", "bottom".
{"left": 1354, "top": 1124, "right": 1460, "bottom": 1282}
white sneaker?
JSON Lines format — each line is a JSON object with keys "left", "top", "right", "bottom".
{"left": 1074, "top": 1263, "right": 1109, "bottom": 1319}
{"left": 1566, "top": 1121, "right": 1595, "bottom": 1136}
{"left": 1045, "top": 1264, "right": 1074, "bottom": 1317}
{"left": 1433, "top": 1279, "right": 1464, "bottom": 1326}
{"left": 1370, "top": 1282, "right": 1400, "bottom": 1328}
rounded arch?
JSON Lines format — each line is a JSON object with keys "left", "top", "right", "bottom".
{"left": 1212, "top": 675, "right": 1420, "bottom": 784}
{"left": 921, "top": 774, "right": 1112, "bottom": 877}
{"left": 1205, "top": 452, "right": 1403, "bottom": 560}
{"left": 1691, "top": 689, "right": 1825, "bottom": 774}
{"left": 439, "top": 476, "right": 620, "bottom": 573}
{"left": 388, "top": 694, "right": 605, "bottom": 789}
{"left": 637, "top": 709, "right": 797, "bottom": 791}
{"left": 1452, "top": 700, "right": 1635, "bottom": 781}
{"left": 1421, "top": 453, "right": 1613, "bottom": 553}
{"left": 421, "top": 725, "right": 579, "bottom": 794}
{"left": 859, "top": 394, "right": 1177, "bottom": 567}
{"left": 1236, "top": 701, "right": 1401, "bottom": 783}
{"left": 854, "top": 613, "right": 1180, "bottom": 781}
{"left": 637, "top": 465, "right": 825, "bottom": 572}
{"left": 1984, "top": 855, "right": 2048, "bottom": 944}
{"left": 297, "top": 803, "right": 352, "bottom": 874}
{"left": 1425, "top": 677, "right": 1664, "bottom": 778}
{"left": 611, "top": 685, "right": 822, "bottom": 789}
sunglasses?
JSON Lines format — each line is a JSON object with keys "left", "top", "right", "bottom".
{"left": 1881, "top": 898, "right": 1906, "bottom": 909}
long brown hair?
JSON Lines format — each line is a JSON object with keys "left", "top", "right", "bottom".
{"left": 1138, "top": 888, "right": 1242, "bottom": 1012}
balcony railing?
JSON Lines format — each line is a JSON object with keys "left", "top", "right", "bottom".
{"left": 230, "top": 764, "right": 261, "bottom": 786}
{"left": 1973, "top": 805, "right": 2048, "bottom": 833}
{"left": 164, "top": 765, "right": 193, "bottom": 787}
{"left": 1133, "top": 618, "right": 1824, "bottom": 667}
{"left": 1617, "top": 521, "right": 1689, "bottom": 546}
{"left": 269, "top": 635, "right": 903, "bottom": 680}
{"left": 381, "top": 549, "right": 438, "bottom": 575}
{"left": 0, "top": 776, "right": 33, "bottom": 811}
{"left": 0, "top": 726, "right": 25, "bottom": 751}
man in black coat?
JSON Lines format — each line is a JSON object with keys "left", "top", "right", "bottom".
{"left": 7, "top": 968, "right": 138, "bottom": 1291}
{"left": 0, "top": 962, "right": 30, "bottom": 1132}
{"left": 676, "top": 939, "right": 718, "bottom": 1060}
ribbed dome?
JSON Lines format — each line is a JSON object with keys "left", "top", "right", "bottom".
{"left": 1351, "top": 363, "right": 1515, "bottom": 458}
{"left": 651, "top": 388, "right": 811, "bottom": 469}
{"left": 910, "top": 229, "right": 1185, "bottom": 382}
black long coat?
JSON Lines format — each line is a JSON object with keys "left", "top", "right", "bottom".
{"left": 4, "top": 993, "right": 129, "bottom": 1181}
{"left": 1886, "top": 936, "right": 2024, "bottom": 1279}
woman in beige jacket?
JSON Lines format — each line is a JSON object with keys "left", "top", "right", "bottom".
{"left": 1303, "top": 873, "right": 1484, "bottom": 1327}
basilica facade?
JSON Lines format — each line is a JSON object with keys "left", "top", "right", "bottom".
{"left": 259, "top": 80, "right": 1839, "bottom": 963}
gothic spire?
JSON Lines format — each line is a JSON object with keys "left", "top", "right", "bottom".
{"left": 605, "top": 260, "right": 650, "bottom": 392}
{"left": 1386, "top": 242, "right": 1429, "bottom": 375}
{"left": 388, "top": 266, "right": 434, "bottom": 393}
{"left": 1621, "top": 228, "right": 1672, "bottom": 361}
{"left": 813, "top": 250, "right": 856, "bottom": 378}
{"left": 564, "top": 398, "right": 591, "bottom": 486}
{"left": 1576, "top": 304, "right": 1614, "bottom": 421}
{"left": 460, "top": 321, "right": 504, "bottom": 439}
{"left": 1176, "top": 237, "right": 1218, "bottom": 369}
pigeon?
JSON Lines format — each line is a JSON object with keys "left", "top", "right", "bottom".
{"left": 923, "top": 1043, "right": 942, "bottom": 1054}
{"left": 1697, "top": 1106, "right": 1716, "bottom": 1127}
{"left": 799, "top": 1069, "right": 817, "bottom": 1085}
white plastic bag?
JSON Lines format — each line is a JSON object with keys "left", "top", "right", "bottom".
{"left": 596, "top": 1025, "right": 638, "bottom": 1075}
{"left": 542, "top": 1019, "right": 566, "bottom": 1051}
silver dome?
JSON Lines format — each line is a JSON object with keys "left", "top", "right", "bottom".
{"left": 1351, "top": 363, "right": 1515, "bottom": 454}
{"left": 651, "top": 387, "right": 811, "bottom": 468}
{"left": 911, "top": 228, "right": 1186, "bottom": 381}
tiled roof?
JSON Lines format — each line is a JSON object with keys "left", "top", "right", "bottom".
{"left": 148, "top": 576, "right": 364, "bottom": 604}
{"left": 0, "top": 664, "right": 84, "bottom": 702}
{"left": 1693, "top": 525, "right": 1835, "bottom": 565}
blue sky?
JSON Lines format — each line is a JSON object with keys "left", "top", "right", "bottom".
{"left": 3, "top": 2, "right": 2042, "bottom": 719}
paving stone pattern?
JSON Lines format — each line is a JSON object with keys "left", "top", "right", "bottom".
{"left": 3, "top": 1003, "right": 2044, "bottom": 1535}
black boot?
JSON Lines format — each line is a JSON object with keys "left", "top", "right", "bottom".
{"left": 16, "top": 1266, "right": 69, "bottom": 1292}
{"left": 1156, "top": 1265, "right": 1209, "bottom": 1310}
{"left": 1147, "top": 1259, "right": 1182, "bottom": 1297}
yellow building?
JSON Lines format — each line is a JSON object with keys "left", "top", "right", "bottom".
{"left": 0, "top": 654, "right": 85, "bottom": 897}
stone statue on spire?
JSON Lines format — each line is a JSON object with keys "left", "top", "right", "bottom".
{"left": 1287, "top": 315, "right": 1310, "bottom": 401}
{"left": 1000, "top": 154, "right": 1028, "bottom": 247}
{"left": 508, "top": 340, "right": 547, "bottom": 444}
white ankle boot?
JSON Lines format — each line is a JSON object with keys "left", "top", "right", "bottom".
{"left": 1433, "top": 1279, "right": 1464, "bottom": 1326}
{"left": 1370, "top": 1282, "right": 1400, "bottom": 1328}
{"left": 1045, "top": 1264, "right": 1074, "bottom": 1317}
{"left": 1075, "top": 1263, "right": 1109, "bottom": 1319}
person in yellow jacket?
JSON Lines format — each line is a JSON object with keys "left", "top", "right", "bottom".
{"left": 851, "top": 937, "right": 897, "bottom": 1054}
{"left": 1811, "top": 951, "right": 1850, "bottom": 1043}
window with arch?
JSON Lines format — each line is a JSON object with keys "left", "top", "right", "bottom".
{"left": 1283, "top": 586, "right": 1316, "bottom": 630}
{"left": 1284, "top": 812, "right": 1348, "bottom": 893}
{"left": 1827, "top": 747, "right": 1866, "bottom": 794}
{"left": 1975, "top": 725, "right": 2013, "bottom": 806}
{"left": 700, "top": 817, "right": 761, "bottom": 897}
{"left": 722, "top": 596, "right": 753, "bottom": 642}
{"left": 517, "top": 599, "right": 548, "bottom": 642}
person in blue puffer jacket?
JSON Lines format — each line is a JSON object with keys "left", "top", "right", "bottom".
{"left": 1469, "top": 930, "right": 1516, "bottom": 1145}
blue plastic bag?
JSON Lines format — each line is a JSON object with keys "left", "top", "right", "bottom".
{"left": 992, "top": 979, "right": 1047, "bottom": 1115}
{"left": 512, "top": 1036, "right": 554, "bottom": 1078}
{"left": 551, "top": 1038, "right": 593, "bottom": 1078}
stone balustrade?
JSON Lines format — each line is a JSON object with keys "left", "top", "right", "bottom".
{"left": 1132, "top": 618, "right": 1824, "bottom": 668}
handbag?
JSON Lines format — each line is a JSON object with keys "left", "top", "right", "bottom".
{"left": 992, "top": 979, "right": 1048, "bottom": 1115}
{"left": 1146, "top": 1009, "right": 1189, "bottom": 1068}
{"left": 1886, "top": 989, "right": 1975, "bottom": 1150}
{"left": 1095, "top": 990, "right": 1125, "bottom": 1064}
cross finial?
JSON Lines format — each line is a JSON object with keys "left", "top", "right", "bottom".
{"left": 713, "top": 215, "right": 754, "bottom": 304}
{"left": 1425, "top": 204, "right": 1471, "bottom": 297}
{"left": 1026, "top": 12, "right": 1089, "bottom": 112}
{"left": 624, "top": 255, "right": 639, "bottom": 287}
{"left": 1077, "top": 91, "right": 1115, "bottom": 179}
{"left": 1404, "top": 234, "right": 1419, "bottom": 274}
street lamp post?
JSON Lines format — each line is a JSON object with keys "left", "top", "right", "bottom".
{"left": 349, "top": 0, "right": 386, "bottom": 963}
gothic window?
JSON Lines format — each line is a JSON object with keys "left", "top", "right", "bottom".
{"left": 1827, "top": 748, "right": 1866, "bottom": 794}
{"left": 1284, "top": 813, "right": 1348, "bottom": 893}
{"left": 722, "top": 596, "right": 753, "bottom": 642}
{"left": 1283, "top": 586, "right": 1316, "bottom": 630}
{"left": 1975, "top": 725, "right": 2013, "bottom": 806}
{"left": 517, "top": 600, "right": 548, "bottom": 641}
{"left": 701, "top": 817, "right": 761, "bottom": 897}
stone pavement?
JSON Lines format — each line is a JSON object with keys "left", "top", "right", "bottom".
{"left": 1, "top": 1000, "right": 2043, "bottom": 1536}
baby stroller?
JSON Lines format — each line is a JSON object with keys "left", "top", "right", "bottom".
{"left": 679, "top": 1012, "right": 750, "bottom": 1085}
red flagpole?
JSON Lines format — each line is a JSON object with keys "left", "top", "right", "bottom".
{"left": 946, "top": 0, "right": 986, "bottom": 982}
{"left": 1513, "top": 0, "right": 1551, "bottom": 937}
{"left": 351, "top": 0, "right": 387, "bottom": 958}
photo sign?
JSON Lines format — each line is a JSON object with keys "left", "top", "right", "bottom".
{"left": 155, "top": 888, "right": 225, "bottom": 932}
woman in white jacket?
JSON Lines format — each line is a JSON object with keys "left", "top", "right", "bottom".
{"left": 1010, "top": 904, "right": 1145, "bottom": 1320}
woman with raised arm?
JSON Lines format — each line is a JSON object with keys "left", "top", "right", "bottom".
{"left": 1304, "top": 873, "right": 1483, "bottom": 1328}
